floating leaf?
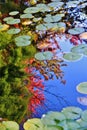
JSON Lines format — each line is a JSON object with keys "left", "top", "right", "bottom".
{"left": 7, "top": 28, "right": 20, "bottom": 34}
{"left": 71, "top": 44, "right": 87, "bottom": 54}
{"left": 9, "top": 11, "right": 19, "bottom": 16}
{"left": 62, "top": 106, "right": 82, "bottom": 120}
{"left": 20, "top": 13, "right": 34, "bottom": 19}
{"left": 3, "top": 17, "right": 14, "bottom": 22}
{"left": 77, "top": 119, "right": 87, "bottom": 128}
{"left": 81, "top": 110, "right": 87, "bottom": 121}
{"left": 67, "top": 122, "right": 80, "bottom": 129}
{"left": 76, "top": 82, "right": 87, "bottom": 94}
{"left": 48, "top": 2, "right": 64, "bottom": 9}
{"left": 24, "top": 7, "right": 40, "bottom": 14}
{"left": 6, "top": 18, "right": 20, "bottom": 25}
{"left": 66, "top": 1, "right": 80, "bottom": 8}
{"left": 15, "top": 35, "right": 31, "bottom": 47}
{"left": 63, "top": 52, "right": 82, "bottom": 61}
{"left": 2, "top": 121, "right": 19, "bottom": 130}
{"left": 35, "top": 51, "right": 53, "bottom": 60}
{"left": 23, "top": 118, "right": 43, "bottom": 130}
{"left": 44, "top": 14, "right": 61, "bottom": 23}
{"left": 36, "top": 23, "right": 53, "bottom": 31}
{"left": 44, "top": 125, "right": 63, "bottom": 130}
{"left": 68, "top": 27, "right": 85, "bottom": 35}
{"left": 41, "top": 112, "right": 66, "bottom": 126}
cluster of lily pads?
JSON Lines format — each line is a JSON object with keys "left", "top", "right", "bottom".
{"left": 1, "top": 106, "right": 87, "bottom": 130}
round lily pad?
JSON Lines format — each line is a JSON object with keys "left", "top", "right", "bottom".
{"left": 44, "top": 14, "right": 61, "bottom": 23}
{"left": 35, "top": 51, "right": 53, "bottom": 60}
{"left": 3, "top": 17, "right": 14, "bottom": 22}
{"left": 24, "top": 7, "right": 40, "bottom": 14}
{"left": 81, "top": 110, "right": 87, "bottom": 121}
{"left": 41, "top": 112, "right": 65, "bottom": 126}
{"left": 77, "top": 119, "right": 87, "bottom": 128}
{"left": 2, "top": 121, "right": 19, "bottom": 130}
{"left": 44, "top": 125, "right": 63, "bottom": 130}
{"left": 68, "top": 27, "right": 85, "bottom": 35}
{"left": 76, "top": 82, "right": 87, "bottom": 94}
{"left": 7, "top": 28, "right": 20, "bottom": 34}
{"left": 67, "top": 122, "right": 80, "bottom": 129}
{"left": 63, "top": 52, "right": 82, "bottom": 62}
{"left": 9, "top": 11, "right": 19, "bottom": 16}
{"left": 36, "top": 23, "right": 53, "bottom": 31}
{"left": 66, "top": 1, "right": 80, "bottom": 8}
{"left": 23, "top": 118, "right": 43, "bottom": 130}
{"left": 48, "top": 2, "right": 64, "bottom": 8}
{"left": 62, "top": 106, "right": 82, "bottom": 120}
{"left": 15, "top": 35, "right": 31, "bottom": 47}
{"left": 6, "top": 18, "right": 20, "bottom": 25}
{"left": 71, "top": 44, "right": 87, "bottom": 54}
{"left": 20, "top": 13, "right": 33, "bottom": 19}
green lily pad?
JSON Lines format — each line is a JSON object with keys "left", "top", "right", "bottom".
{"left": 7, "top": 28, "right": 21, "bottom": 34}
{"left": 67, "top": 122, "right": 80, "bottom": 129}
{"left": 36, "top": 23, "right": 53, "bottom": 31}
{"left": 23, "top": 118, "right": 44, "bottom": 130}
{"left": 62, "top": 106, "right": 82, "bottom": 120}
{"left": 35, "top": 51, "right": 53, "bottom": 60}
{"left": 76, "top": 82, "right": 87, "bottom": 94}
{"left": 48, "top": 2, "right": 64, "bottom": 8}
{"left": 6, "top": 18, "right": 20, "bottom": 25}
{"left": 36, "top": 4, "right": 50, "bottom": 12}
{"left": 44, "top": 125, "right": 63, "bottom": 130}
{"left": 66, "top": 1, "right": 80, "bottom": 7}
{"left": 41, "top": 112, "right": 66, "bottom": 126}
{"left": 63, "top": 52, "right": 82, "bottom": 61}
{"left": 44, "top": 14, "right": 61, "bottom": 23}
{"left": 77, "top": 119, "right": 87, "bottom": 128}
{"left": 81, "top": 110, "right": 87, "bottom": 121}
{"left": 3, "top": 17, "right": 14, "bottom": 22}
{"left": 9, "top": 11, "right": 19, "bottom": 16}
{"left": 20, "top": 13, "right": 34, "bottom": 19}
{"left": 24, "top": 7, "right": 40, "bottom": 14}
{"left": 15, "top": 35, "right": 31, "bottom": 47}
{"left": 68, "top": 27, "right": 85, "bottom": 35}
{"left": 71, "top": 44, "right": 87, "bottom": 54}
{"left": 2, "top": 121, "right": 19, "bottom": 130}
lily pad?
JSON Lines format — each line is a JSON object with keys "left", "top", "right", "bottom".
{"left": 81, "top": 110, "right": 87, "bottom": 121}
{"left": 36, "top": 23, "right": 53, "bottom": 31}
{"left": 15, "top": 35, "right": 31, "bottom": 47}
{"left": 67, "top": 122, "right": 80, "bottom": 129}
{"left": 63, "top": 52, "right": 82, "bottom": 61}
{"left": 6, "top": 18, "right": 20, "bottom": 25}
{"left": 20, "top": 13, "right": 34, "bottom": 19}
{"left": 7, "top": 28, "right": 20, "bottom": 34}
{"left": 48, "top": 2, "right": 64, "bottom": 9}
{"left": 68, "top": 27, "right": 85, "bottom": 35}
{"left": 3, "top": 17, "right": 14, "bottom": 22}
{"left": 23, "top": 118, "right": 44, "bottom": 130}
{"left": 77, "top": 119, "right": 87, "bottom": 128}
{"left": 66, "top": 1, "right": 80, "bottom": 8}
{"left": 41, "top": 112, "right": 66, "bottom": 126}
{"left": 76, "top": 82, "right": 87, "bottom": 94}
{"left": 2, "top": 121, "right": 19, "bottom": 130}
{"left": 44, "top": 125, "right": 63, "bottom": 130}
{"left": 24, "top": 7, "right": 40, "bottom": 14}
{"left": 44, "top": 14, "right": 61, "bottom": 23}
{"left": 62, "top": 106, "right": 82, "bottom": 120}
{"left": 9, "top": 11, "right": 19, "bottom": 16}
{"left": 77, "top": 97, "right": 87, "bottom": 106}
{"left": 35, "top": 51, "right": 53, "bottom": 60}
{"left": 71, "top": 44, "right": 87, "bottom": 54}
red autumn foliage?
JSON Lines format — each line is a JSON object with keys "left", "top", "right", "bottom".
{"left": 24, "top": 65, "right": 45, "bottom": 113}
